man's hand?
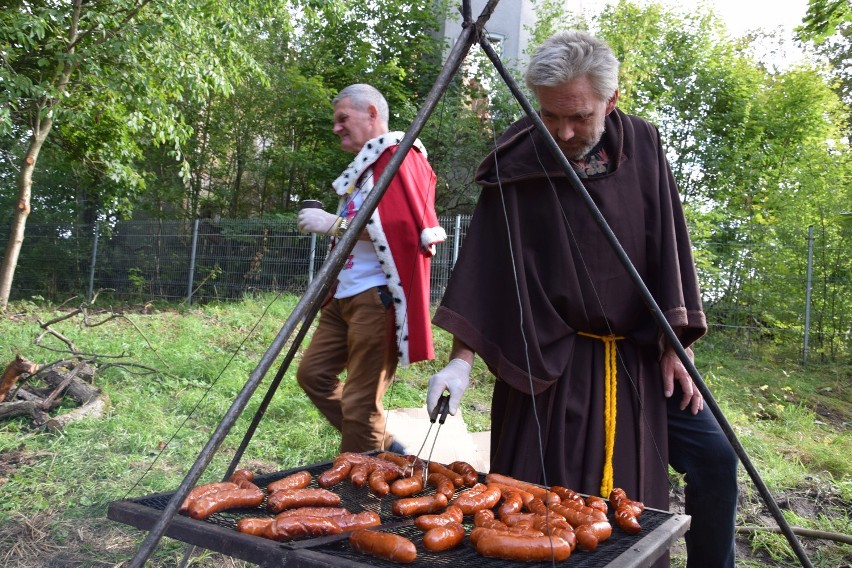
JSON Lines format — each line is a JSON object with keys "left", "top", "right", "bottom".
{"left": 426, "top": 358, "right": 471, "bottom": 416}
{"left": 660, "top": 345, "right": 703, "bottom": 414}
{"left": 298, "top": 208, "right": 339, "bottom": 235}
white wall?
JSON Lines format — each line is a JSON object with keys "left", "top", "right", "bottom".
{"left": 438, "top": 0, "right": 538, "bottom": 70}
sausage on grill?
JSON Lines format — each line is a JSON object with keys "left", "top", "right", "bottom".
{"left": 266, "top": 488, "right": 341, "bottom": 513}
{"left": 475, "top": 532, "right": 572, "bottom": 562}
{"left": 266, "top": 470, "right": 312, "bottom": 493}
{"left": 349, "top": 529, "right": 417, "bottom": 564}
{"left": 187, "top": 487, "right": 265, "bottom": 519}
{"left": 423, "top": 521, "right": 465, "bottom": 551}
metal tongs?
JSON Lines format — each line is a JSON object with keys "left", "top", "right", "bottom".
{"left": 412, "top": 393, "right": 450, "bottom": 472}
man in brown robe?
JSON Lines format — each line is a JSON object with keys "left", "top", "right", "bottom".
{"left": 428, "top": 31, "right": 738, "bottom": 567}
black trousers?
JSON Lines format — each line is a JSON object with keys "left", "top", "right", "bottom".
{"left": 668, "top": 390, "right": 739, "bottom": 568}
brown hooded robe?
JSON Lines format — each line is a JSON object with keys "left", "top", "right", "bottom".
{"left": 433, "top": 108, "right": 706, "bottom": 512}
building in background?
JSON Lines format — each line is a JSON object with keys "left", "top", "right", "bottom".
{"left": 437, "top": 0, "right": 538, "bottom": 70}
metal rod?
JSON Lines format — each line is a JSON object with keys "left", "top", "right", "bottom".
{"left": 87, "top": 219, "right": 98, "bottom": 303}
{"left": 478, "top": 34, "right": 813, "bottom": 568}
{"left": 803, "top": 225, "right": 814, "bottom": 365}
{"left": 308, "top": 233, "right": 317, "bottom": 284}
{"left": 452, "top": 214, "right": 461, "bottom": 267}
{"left": 124, "top": 8, "right": 486, "bottom": 567}
{"left": 186, "top": 218, "right": 199, "bottom": 305}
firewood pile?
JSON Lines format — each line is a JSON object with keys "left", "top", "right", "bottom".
{"left": 0, "top": 356, "right": 107, "bottom": 431}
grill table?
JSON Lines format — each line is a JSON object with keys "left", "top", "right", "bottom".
{"left": 108, "top": 459, "right": 689, "bottom": 567}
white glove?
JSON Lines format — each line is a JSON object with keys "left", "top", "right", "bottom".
{"left": 427, "top": 358, "right": 471, "bottom": 416}
{"left": 298, "top": 208, "right": 339, "bottom": 235}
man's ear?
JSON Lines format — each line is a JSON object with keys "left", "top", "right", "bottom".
{"left": 367, "top": 104, "right": 379, "bottom": 121}
{"left": 605, "top": 90, "right": 619, "bottom": 114}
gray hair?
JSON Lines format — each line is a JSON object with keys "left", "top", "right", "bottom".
{"left": 524, "top": 30, "right": 620, "bottom": 102}
{"left": 333, "top": 84, "right": 389, "bottom": 124}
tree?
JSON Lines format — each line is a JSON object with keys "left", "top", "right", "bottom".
{"left": 797, "top": 0, "right": 852, "bottom": 116}
{"left": 0, "top": 0, "right": 280, "bottom": 308}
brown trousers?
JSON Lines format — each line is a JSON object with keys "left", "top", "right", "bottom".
{"left": 296, "top": 286, "right": 398, "bottom": 452}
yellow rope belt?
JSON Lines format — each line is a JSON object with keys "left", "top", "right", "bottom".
{"left": 576, "top": 331, "right": 624, "bottom": 497}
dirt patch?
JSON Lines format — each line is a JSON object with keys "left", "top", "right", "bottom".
{"left": 0, "top": 445, "right": 55, "bottom": 486}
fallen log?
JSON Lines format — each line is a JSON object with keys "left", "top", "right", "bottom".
{"left": 0, "top": 400, "right": 49, "bottom": 426}
{"left": 40, "top": 363, "right": 98, "bottom": 405}
{"left": 46, "top": 393, "right": 109, "bottom": 432}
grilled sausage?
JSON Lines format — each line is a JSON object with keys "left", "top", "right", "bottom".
{"left": 349, "top": 462, "right": 372, "bottom": 487}
{"left": 427, "top": 472, "right": 456, "bottom": 500}
{"left": 469, "top": 526, "right": 545, "bottom": 545}
{"left": 392, "top": 492, "right": 448, "bottom": 517}
{"left": 549, "top": 500, "right": 608, "bottom": 526}
{"left": 451, "top": 485, "right": 501, "bottom": 514}
{"left": 448, "top": 460, "right": 478, "bottom": 486}
{"left": 235, "top": 517, "right": 274, "bottom": 537}
{"left": 423, "top": 521, "right": 466, "bottom": 552}
{"left": 496, "top": 489, "right": 524, "bottom": 517}
{"left": 610, "top": 487, "right": 645, "bottom": 516}
{"left": 266, "top": 488, "right": 341, "bottom": 513}
{"left": 550, "top": 485, "right": 585, "bottom": 506}
{"left": 573, "top": 520, "right": 613, "bottom": 551}
{"left": 329, "top": 511, "right": 382, "bottom": 532}
{"left": 318, "top": 460, "right": 352, "bottom": 487}
{"left": 349, "top": 529, "right": 417, "bottom": 564}
{"left": 229, "top": 468, "right": 254, "bottom": 483}
{"left": 187, "top": 487, "right": 265, "bottom": 519}
{"left": 614, "top": 505, "right": 642, "bottom": 534}
{"left": 274, "top": 506, "right": 351, "bottom": 518}
{"left": 427, "top": 462, "right": 465, "bottom": 487}
{"left": 268, "top": 515, "right": 342, "bottom": 541}
{"left": 473, "top": 509, "right": 508, "bottom": 530}
{"left": 487, "top": 481, "right": 536, "bottom": 507}
{"left": 376, "top": 452, "right": 423, "bottom": 473}
{"left": 415, "top": 505, "right": 464, "bottom": 531}
{"left": 484, "top": 473, "right": 547, "bottom": 499}
{"left": 266, "top": 470, "right": 312, "bottom": 493}
{"left": 368, "top": 466, "right": 402, "bottom": 496}
{"left": 499, "top": 512, "right": 540, "bottom": 527}
{"left": 229, "top": 469, "right": 260, "bottom": 491}
{"left": 390, "top": 469, "right": 424, "bottom": 497}
{"left": 179, "top": 481, "right": 239, "bottom": 513}
{"left": 475, "top": 532, "right": 572, "bottom": 562}
{"left": 586, "top": 494, "right": 609, "bottom": 514}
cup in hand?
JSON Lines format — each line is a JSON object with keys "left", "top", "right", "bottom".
{"left": 301, "top": 199, "right": 323, "bottom": 209}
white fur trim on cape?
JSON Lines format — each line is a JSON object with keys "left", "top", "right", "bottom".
{"left": 332, "top": 132, "right": 428, "bottom": 366}
{"left": 332, "top": 132, "right": 427, "bottom": 196}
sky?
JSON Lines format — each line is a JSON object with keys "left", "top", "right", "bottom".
{"left": 580, "top": 0, "right": 814, "bottom": 65}
{"left": 697, "top": 0, "right": 810, "bottom": 38}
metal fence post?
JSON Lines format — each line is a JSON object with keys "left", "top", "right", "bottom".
{"left": 87, "top": 219, "right": 99, "bottom": 302}
{"left": 452, "top": 214, "right": 461, "bottom": 267}
{"left": 308, "top": 233, "right": 317, "bottom": 285}
{"left": 187, "top": 219, "right": 200, "bottom": 305}
{"left": 803, "top": 225, "right": 814, "bottom": 365}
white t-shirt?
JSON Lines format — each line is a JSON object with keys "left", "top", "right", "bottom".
{"left": 334, "top": 188, "right": 386, "bottom": 298}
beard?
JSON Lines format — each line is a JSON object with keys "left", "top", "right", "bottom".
{"left": 560, "top": 117, "right": 606, "bottom": 161}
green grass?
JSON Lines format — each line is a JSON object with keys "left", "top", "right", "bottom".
{"left": 0, "top": 294, "right": 849, "bottom": 567}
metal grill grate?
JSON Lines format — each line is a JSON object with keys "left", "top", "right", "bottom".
{"left": 109, "top": 458, "right": 686, "bottom": 567}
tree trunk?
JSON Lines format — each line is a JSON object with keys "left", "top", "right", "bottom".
{"left": 0, "top": 123, "right": 50, "bottom": 310}
{"left": 0, "top": 1, "right": 81, "bottom": 309}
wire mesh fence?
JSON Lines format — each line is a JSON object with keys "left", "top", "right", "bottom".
{"left": 3, "top": 216, "right": 848, "bottom": 363}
